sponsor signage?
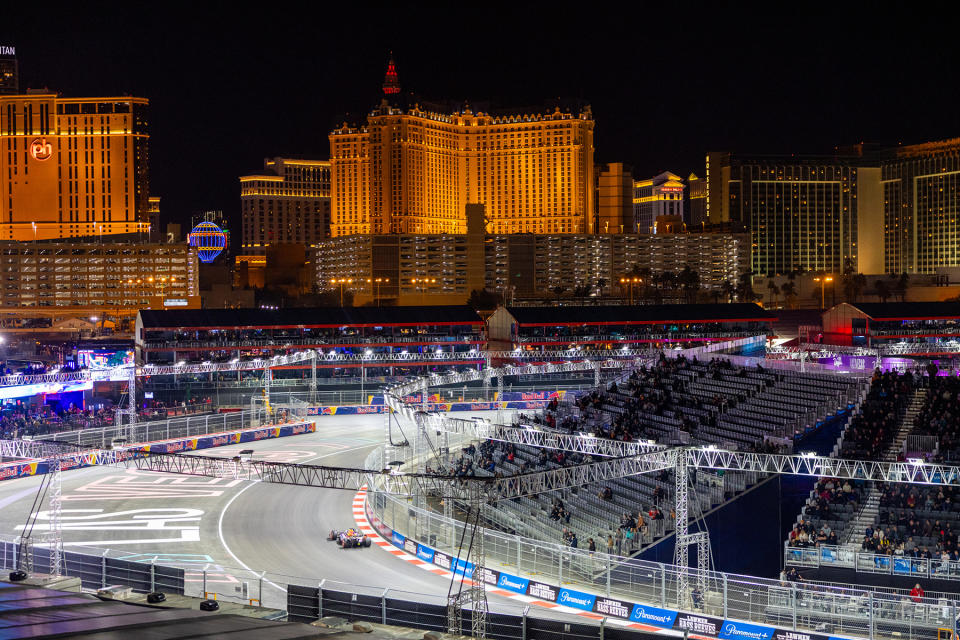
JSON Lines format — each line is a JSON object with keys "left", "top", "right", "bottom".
{"left": 629, "top": 603, "right": 678, "bottom": 628}
{"left": 592, "top": 596, "right": 630, "bottom": 619}
{"left": 163, "top": 298, "right": 189, "bottom": 307}
{"left": 0, "top": 46, "right": 15, "bottom": 56}
{"left": 475, "top": 566, "right": 499, "bottom": 586}
{"left": 771, "top": 631, "right": 832, "bottom": 640}
{"left": 496, "top": 572, "right": 529, "bottom": 594}
{"left": 416, "top": 544, "right": 434, "bottom": 562}
{"left": 526, "top": 580, "right": 557, "bottom": 602}
{"left": 380, "top": 528, "right": 856, "bottom": 640}
{"left": 719, "top": 620, "right": 776, "bottom": 640}
{"left": 557, "top": 588, "right": 595, "bottom": 612}
{"left": 453, "top": 558, "right": 475, "bottom": 578}
{"left": 673, "top": 613, "right": 723, "bottom": 636}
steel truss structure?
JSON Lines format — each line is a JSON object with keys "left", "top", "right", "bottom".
{"left": 125, "top": 448, "right": 675, "bottom": 502}
{"left": 425, "top": 414, "right": 666, "bottom": 458}
{"left": 686, "top": 447, "right": 960, "bottom": 484}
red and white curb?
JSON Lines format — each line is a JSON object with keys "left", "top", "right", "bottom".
{"left": 351, "top": 487, "right": 699, "bottom": 638}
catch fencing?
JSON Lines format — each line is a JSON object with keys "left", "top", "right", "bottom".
{"left": 365, "top": 445, "right": 960, "bottom": 640}
{"left": 40, "top": 410, "right": 255, "bottom": 448}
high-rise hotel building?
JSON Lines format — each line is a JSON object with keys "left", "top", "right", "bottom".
{"left": 0, "top": 90, "right": 150, "bottom": 241}
{"left": 881, "top": 138, "right": 960, "bottom": 275}
{"left": 704, "top": 149, "right": 882, "bottom": 276}
{"left": 705, "top": 140, "right": 960, "bottom": 277}
{"left": 239, "top": 157, "right": 331, "bottom": 252}
{"left": 329, "top": 61, "right": 595, "bottom": 236}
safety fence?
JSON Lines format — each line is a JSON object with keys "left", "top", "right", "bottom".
{"left": 0, "top": 537, "right": 184, "bottom": 595}
{"left": 786, "top": 544, "right": 960, "bottom": 583}
{"left": 365, "top": 445, "right": 960, "bottom": 640}
{"left": 40, "top": 410, "right": 254, "bottom": 448}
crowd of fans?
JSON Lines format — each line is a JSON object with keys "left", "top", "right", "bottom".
{"left": 838, "top": 370, "right": 914, "bottom": 459}
{"left": 788, "top": 475, "right": 861, "bottom": 548}
{"left": 909, "top": 376, "right": 960, "bottom": 462}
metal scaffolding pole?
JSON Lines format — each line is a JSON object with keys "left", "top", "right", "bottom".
{"left": 46, "top": 457, "right": 63, "bottom": 577}
{"left": 673, "top": 448, "right": 690, "bottom": 608}
{"left": 309, "top": 350, "right": 317, "bottom": 404}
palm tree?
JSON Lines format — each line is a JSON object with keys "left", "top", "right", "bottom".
{"left": 766, "top": 280, "right": 780, "bottom": 308}
{"left": 720, "top": 280, "right": 737, "bottom": 303}
{"left": 678, "top": 264, "right": 701, "bottom": 304}
{"left": 780, "top": 281, "right": 797, "bottom": 309}
{"left": 874, "top": 279, "right": 891, "bottom": 303}
{"left": 552, "top": 285, "right": 566, "bottom": 306}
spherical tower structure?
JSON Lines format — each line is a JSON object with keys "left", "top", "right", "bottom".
{"left": 188, "top": 221, "right": 227, "bottom": 263}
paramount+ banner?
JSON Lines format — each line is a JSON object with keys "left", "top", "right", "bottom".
{"left": 385, "top": 531, "right": 854, "bottom": 640}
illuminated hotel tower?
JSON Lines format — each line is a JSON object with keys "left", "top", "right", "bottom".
{"left": 0, "top": 91, "right": 149, "bottom": 240}
{"left": 329, "top": 57, "right": 595, "bottom": 236}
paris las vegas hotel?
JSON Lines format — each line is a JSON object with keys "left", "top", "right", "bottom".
{"left": 327, "top": 58, "right": 595, "bottom": 237}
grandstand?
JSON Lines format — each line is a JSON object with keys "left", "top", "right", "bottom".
{"left": 487, "top": 303, "right": 776, "bottom": 351}
{"left": 135, "top": 306, "right": 486, "bottom": 374}
{"left": 434, "top": 353, "right": 859, "bottom": 556}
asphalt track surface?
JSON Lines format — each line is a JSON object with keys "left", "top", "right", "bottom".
{"left": 0, "top": 412, "right": 527, "bottom": 611}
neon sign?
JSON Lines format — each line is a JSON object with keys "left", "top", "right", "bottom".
{"left": 187, "top": 221, "right": 227, "bottom": 263}
{"left": 30, "top": 138, "right": 52, "bottom": 161}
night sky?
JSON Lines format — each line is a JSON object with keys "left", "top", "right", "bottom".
{"left": 3, "top": 6, "right": 958, "bottom": 232}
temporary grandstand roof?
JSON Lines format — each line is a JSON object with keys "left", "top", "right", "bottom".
{"left": 500, "top": 303, "right": 776, "bottom": 326}
{"left": 137, "top": 305, "right": 483, "bottom": 331}
{"left": 832, "top": 301, "right": 960, "bottom": 321}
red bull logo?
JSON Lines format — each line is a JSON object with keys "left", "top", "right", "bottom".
{"left": 188, "top": 438, "right": 199, "bottom": 450}
{"left": 253, "top": 430, "right": 269, "bottom": 440}
{"left": 212, "top": 436, "right": 229, "bottom": 447}
{"left": 231, "top": 433, "right": 242, "bottom": 443}
{"left": 18, "top": 463, "right": 38, "bottom": 477}
{"left": 0, "top": 465, "right": 19, "bottom": 480}
{"left": 271, "top": 428, "right": 281, "bottom": 438}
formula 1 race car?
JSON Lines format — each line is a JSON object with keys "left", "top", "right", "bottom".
{"left": 327, "top": 528, "right": 372, "bottom": 548}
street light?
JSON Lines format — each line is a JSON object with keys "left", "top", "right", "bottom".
{"left": 619, "top": 276, "right": 643, "bottom": 305}
{"left": 411, "top": 278, "right": 436, "bottom": 304}
{"left": 813, "top": 276, "right": 834, "bottom": 309}
{"left": 366, "top": 277, "right": 389, "bottom": 306}
{"left": 330, "top": 278, "right": 353, "bottom": 306}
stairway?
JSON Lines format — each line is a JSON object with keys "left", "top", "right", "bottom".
{"left": 882, "top": 388, "right": 927, "bottom": 462}
{"left": 840, "top": 491, "right": 881, "bottom": 548}
{"left": 839, "top": 387, "right": 929, "bottom": 548}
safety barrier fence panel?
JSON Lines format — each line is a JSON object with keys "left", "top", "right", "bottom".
{"left": 42, "top": 410, "right": 253, "bottom": 448}
{"left": 366, "top": 461, "right": 960, "bottom": 640}
{"left": 0, "top": 538, "right": 185, "bottom": 595}
{"left": 786, "top": 543, "right": 960, "bottom": 582}
{"left": 285, "top": 581, "right": 658, "bottom": 640}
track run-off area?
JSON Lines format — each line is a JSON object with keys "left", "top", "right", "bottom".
{"left": 0, "top": 412, "right": 559, "bottom": 615}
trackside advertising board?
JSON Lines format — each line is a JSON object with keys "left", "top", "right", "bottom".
{"left": 0, "top": 421, "right": 315, "bottom": 482}
{"left": 307, "top": 399, "right": 554, "bottom": 415}
{"left": 385, "top": 529, "right": 853, "bottom": 640}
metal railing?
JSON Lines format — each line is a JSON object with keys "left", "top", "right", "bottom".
{"left": 786, "top": 543, "right": 960, "bottom": 583}
{"left": 368, "top": 443, "right": 958, "bottom": 640}
{"left": 41, "top": 410, "right": 256, "bottom": 448}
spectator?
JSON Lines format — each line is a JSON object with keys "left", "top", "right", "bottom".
{"left": 910, "top": 583, "right": 925, "bottom": 603}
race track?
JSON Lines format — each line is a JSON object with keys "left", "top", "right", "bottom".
{"left": 0, "top": 412, "right": 521, "bottom": 611}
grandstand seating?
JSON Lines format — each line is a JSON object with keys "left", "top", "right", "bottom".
{"left": 437, "top": 354, "right": 859, "bottom": 555}
{"left": 786, "top": 371, "right": 918, "bottom": 555}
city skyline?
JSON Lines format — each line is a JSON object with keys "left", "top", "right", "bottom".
{"left": 2, "top": 7, "right": 958, "bottom": 234}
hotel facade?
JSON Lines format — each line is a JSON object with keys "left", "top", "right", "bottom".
{"left": 0, "top": 91, "right": 150, "bottom": 241}
{"left": 329, "top": 101, "right": 595, "bottom": 237}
